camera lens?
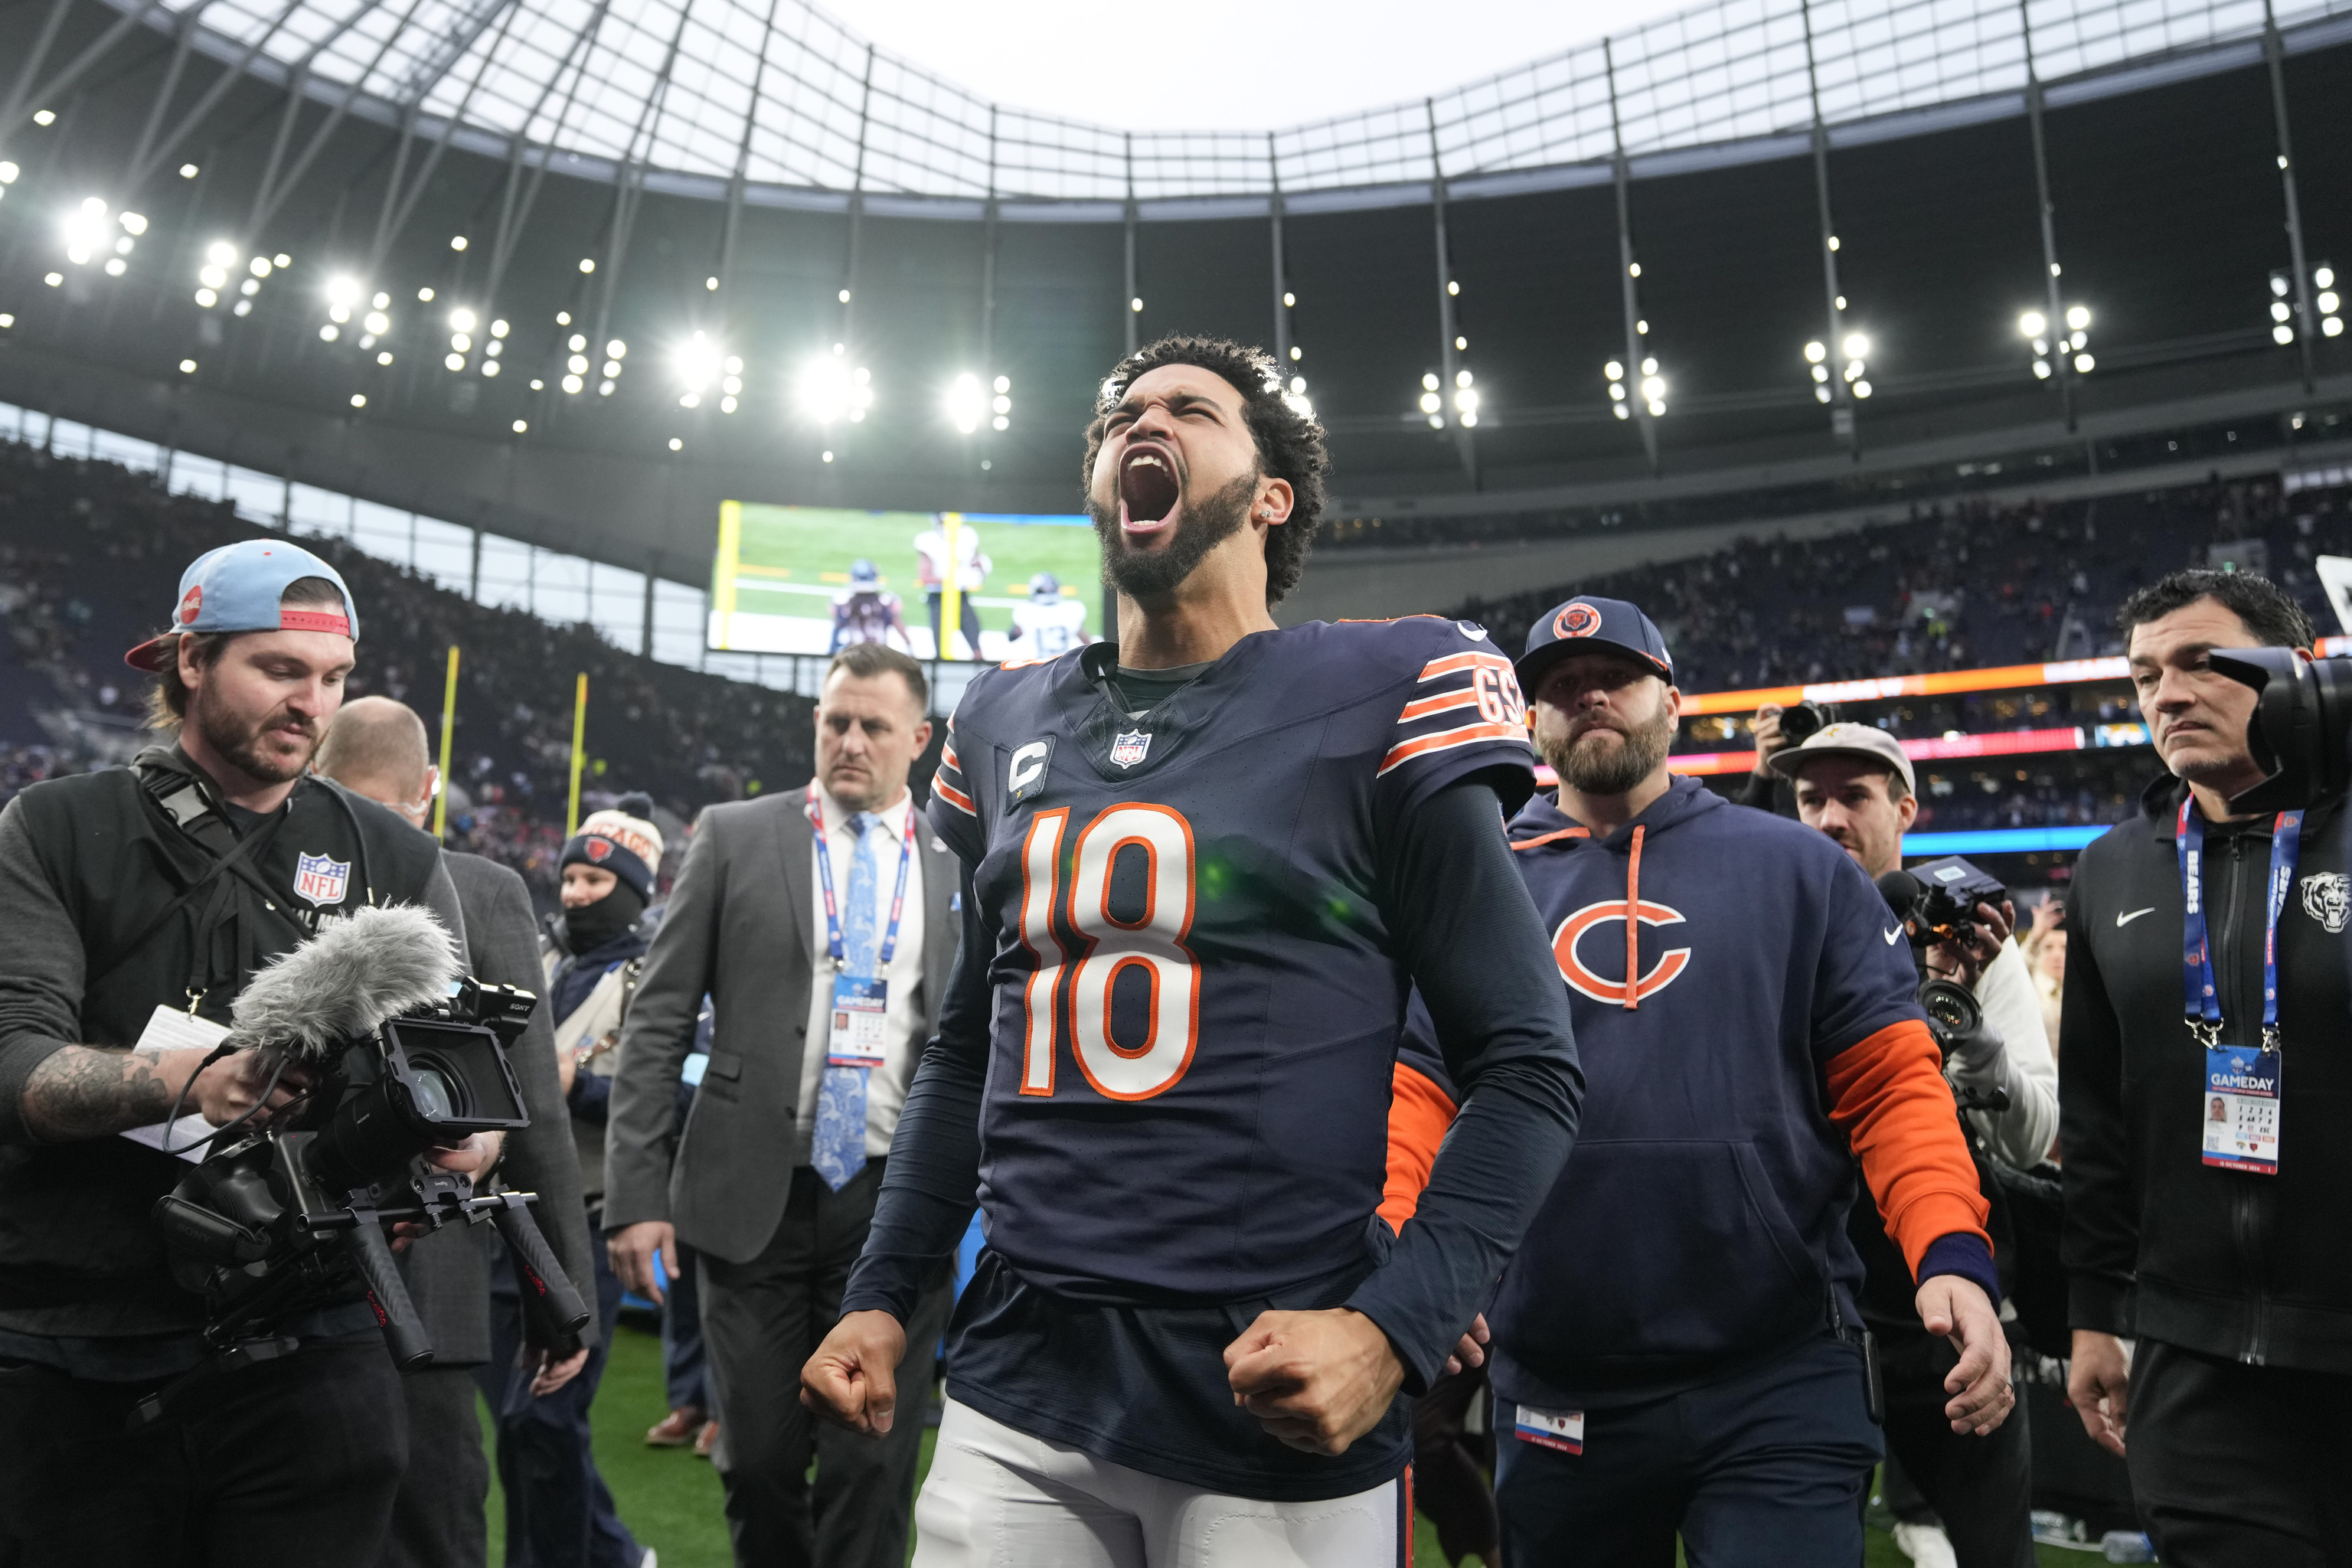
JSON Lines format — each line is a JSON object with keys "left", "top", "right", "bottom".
{"left": 408, "top": 1065, "right": 458, "bottom": 1121}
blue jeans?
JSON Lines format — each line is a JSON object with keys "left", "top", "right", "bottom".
{"left": 1494, "top": 1332, "right": 1884, "bottom": 1568}
{"left": 475, "top": 1216, "right": 644, "bottom": 1568}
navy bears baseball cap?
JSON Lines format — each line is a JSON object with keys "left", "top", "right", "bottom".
{"left": 125, "top": 538, "right": 358, "bottom": 671}
{"left": 1516, "top": 594, "right": 1675, "bottom": 694}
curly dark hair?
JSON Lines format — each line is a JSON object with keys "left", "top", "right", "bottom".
{"left": 1082, "top": 335, "right": 1329, "bottom": 606}
{"left": 2116, "top": 568, "right": 2314, "bottom": 649}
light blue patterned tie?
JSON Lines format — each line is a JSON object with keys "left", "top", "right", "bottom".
{"left": 813, "top": 812, "right": 879, "bottom": 1191}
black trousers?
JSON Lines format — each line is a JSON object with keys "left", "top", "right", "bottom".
{"left": 475, "top": 1220, "right": 642, "bottom": 1568}
{"left": 2128, "top": 1338, "right": 2352, "bottom": 1568}
{"left": 1413, "top": 1365, "right": 1499, "bottom": 1565}
{"left": 1876, "top": 1325, "right": 2037, "bottom": 1568}
{"left": 700, "top": 1161, "right": 956, "bottom": 1568}
{"left": 0, "top": 1335, "right": 407, "bottom": 1567}
{"left": 1494, "top": 1333, "right": 1884, "bottom": 1568}
{"left": 377, "top": 1366, "right": 490, "bottom": 1568}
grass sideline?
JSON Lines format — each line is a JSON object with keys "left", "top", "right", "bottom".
{"left": 481, "top": 1320, "right": 2089, "bottom": 1566}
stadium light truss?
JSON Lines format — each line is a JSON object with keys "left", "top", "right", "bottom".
{"left": 91, "top": 0, "right": 2350, "bottom": 205}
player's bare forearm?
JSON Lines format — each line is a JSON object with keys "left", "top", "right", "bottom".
{"left": 20, "top": 1045, "right": 191, "bottom": 1141}
{"left": 1223, "top": 1308, "right": 1406, "bottom": 1455}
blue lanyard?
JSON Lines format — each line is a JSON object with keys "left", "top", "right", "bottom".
{"left": 2175, "top": 799, "right": 2302, "bottom": 1050}
{"left": 807, "top": 796, "right": 916, "bottom": 975}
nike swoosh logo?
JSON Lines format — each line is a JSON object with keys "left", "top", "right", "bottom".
{"left": 1883, "top": 926, "right": 1903, "bottom": 945}
{"left": 2117, "top": 907, "right": 2156, "bottom": 926}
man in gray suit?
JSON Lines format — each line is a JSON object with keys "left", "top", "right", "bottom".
{"left": 315, "top": 697, "right": 598, "bottom": 1568}
{"left": 606, "top": 643, "right": 960, "bottom": 1568}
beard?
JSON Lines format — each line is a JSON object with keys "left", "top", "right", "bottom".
{"left": 1088, "top": 471, "right": 1256, "bottom": 603}
{"left": 190, "top": 691, "right": 321, "bottom": 786}
{"left": 1547, "top": 701, "right": 1677, "bottom": 796}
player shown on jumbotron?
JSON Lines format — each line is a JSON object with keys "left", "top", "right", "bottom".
{"left": 802, "top": 336, "right": 1583, "bottom": 1566}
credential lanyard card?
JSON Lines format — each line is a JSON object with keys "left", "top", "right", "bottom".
{"left": 2203, "top": 1041, "right": 2282, "bottom": 1174}
{"left": 828, "top": 975, "right": 889, "bottom": 1069}
{"left": 2177, "top": 800, "right": 2299, "bottom": 1175}
{"left": 122, "top": 1004, "right": 231, "bottom": 1164}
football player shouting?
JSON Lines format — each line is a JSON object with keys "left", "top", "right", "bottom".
{"left": 802, "top": 336, "right": 1583, "bottom": 1566}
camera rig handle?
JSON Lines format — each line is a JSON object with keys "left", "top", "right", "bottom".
{"left": 341, "top": 1214, "right": 435, "bottom": 1370}
{"left": 485, "top": 1195, "right": 593, "bottom": 1345}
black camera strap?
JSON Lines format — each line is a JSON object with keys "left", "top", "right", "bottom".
{"left": 87, "top": 761, "right": 295, "bottom": 1004}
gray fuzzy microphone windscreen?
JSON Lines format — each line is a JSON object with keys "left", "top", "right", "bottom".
{"left": 226, "top": 903, "right": 462, "bottom": 1059}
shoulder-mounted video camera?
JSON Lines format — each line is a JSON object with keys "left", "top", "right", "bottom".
{"left": 151, "top": 909, "right": 589, "bottom": 1381}
{"left": 2205, "top": 647, "right": 2352, "bottom": 815}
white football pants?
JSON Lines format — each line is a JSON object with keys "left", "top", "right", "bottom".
{"left": 912, "top": 1397, "right": 1407, "bottom": 1568}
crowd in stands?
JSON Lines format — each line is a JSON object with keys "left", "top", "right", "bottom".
{"left": 0, "top": 436, "right": 817, "bottom": 906}
{"left": 10, "top": 427, "right": 2350, "bottom": 883}
{"left": 1455, "top": 476, "right": 2352, "bottom": 838}
{"left": 1455, "top": 476, "right": 2350, "bottom": 693}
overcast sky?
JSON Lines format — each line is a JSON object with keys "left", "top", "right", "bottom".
{"left": 825, "top": 0, "right": 1704, "bottom": 130}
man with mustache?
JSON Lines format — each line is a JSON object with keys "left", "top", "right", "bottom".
{"left": 802, "top": 336, "right": 1583, "bottom": 1565}
{"left": 0, "top": 538, "right": 467, "bottom": 1565}
{"left": 1442, "top": 594, "right": 2010, "bottom": 1566}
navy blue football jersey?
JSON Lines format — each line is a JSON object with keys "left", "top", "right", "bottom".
{"left": 926, "top": 617, "right": 1534, "bottom": 1305}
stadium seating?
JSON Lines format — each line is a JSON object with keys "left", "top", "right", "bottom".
{"left": 0, "top": 436, "right": 816, "bottom": 904}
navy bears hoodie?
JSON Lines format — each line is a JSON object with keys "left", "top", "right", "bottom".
{"left": 1439, "top": 776, "right": 1997, "bottom": 1409}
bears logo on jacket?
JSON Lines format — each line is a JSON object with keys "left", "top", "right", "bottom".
{"left": 1551, "top": 897, "right": 1692, "bottom": 1004}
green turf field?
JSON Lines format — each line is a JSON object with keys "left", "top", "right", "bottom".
{"left": 482, "top": 1321, "right": 2102, "bottom": 1566}
{"left": 710, "top": 503, "right": 1100, "bottom": 658}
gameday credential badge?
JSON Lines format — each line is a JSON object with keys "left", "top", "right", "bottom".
{"left": 1109, "top": 730, "right": 1152, "bottom": 769}
{"left": 292, "top": 851, "right": 351, "bottom": 906}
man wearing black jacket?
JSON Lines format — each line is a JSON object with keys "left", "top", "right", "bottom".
{"left": 0, "top": 541, "right": 471, "bottom": 1566}
{"left": 2063, "top": 569, "right": 2351, "bottom": 1565}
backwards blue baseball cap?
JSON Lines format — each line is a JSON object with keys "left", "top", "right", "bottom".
{"left": 125, "top": 538, "right": 359, "bottom": 672}
{"left": 1516, "top": 594, "right": 1675, "bottom": 694}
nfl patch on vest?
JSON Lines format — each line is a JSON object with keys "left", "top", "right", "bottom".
{"left": 293, "top": 851, "right": 351, "bottom": 906}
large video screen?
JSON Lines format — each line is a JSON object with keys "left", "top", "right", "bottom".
{"left": 709, "top": 503, "right": 1100, "bottom": 660}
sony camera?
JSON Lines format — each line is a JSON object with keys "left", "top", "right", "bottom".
{"left": 2206, "top": 647, "right": 2352, "bottom": 814}
{"left": 1778, "top": 698, "right": 1839, "bottom": 745}
{"left": 152, "top": 975, "right": 590, "bottom": 1377}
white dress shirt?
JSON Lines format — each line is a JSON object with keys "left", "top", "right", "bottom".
{"left": 797, "top": 785, "right": 928, "bottom": 1165}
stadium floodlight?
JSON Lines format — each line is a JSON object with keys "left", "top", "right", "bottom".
{"left": 484, "top": 340, "right": 501, "bottom": 358}
{"left": 513, "top": 420, "right": 528, "bottom": 434}
{"left": 2017, "top": 312, "right": 2045, "bottom": 338}
{"left": 119, "top": 211, "right": 146, "bottom": 237}
{"left": 796, "top": 347, "right": 875, "bottom": 425}
{"left": 449, "top": 236, "right": 466, "bottom": 251}
{"left": 562, "top": 374, "right": 583, "bottom": 394}
{"left": 676, "top": 332, "right": 727, "bottom": 409}
{"left": 1283, "top": 375, "right": 1311, "bottom": 419}
{"left": 567, "top": 354, "right": 589, "bottom": 374}
{"left": 946, "top": 373, "right": 987, "bottom": 433}
{"left": 450, "top": 307, "right": 477, "bottom": 333}
{"left": 179, "top": 163, "right": 198, "bottom": 178}
{"left": 482, "top": 361, "right": 499, "bottom": 377}
{"left": 2064, "top": 306, "right": 2090, "bottom": 332}
{"left": 450, "top": 333, "right": 472, "bottom": 353}
{"left": 178, "top": 358, "right": 195, "bottom": 374}
{"left": 1841, "top": 332, "right": 1870, "bottom": 361}
{"left": 0, "top": 162, "right": 17, "bottom": 184}
{"left": 60, "top": 198, "right": 108, "bottom": 266}
{"left": 491, "top": 318, "right": 508, "bottom": 338}
{"left": 444, "top": 353, "right": 465, "bottom": 371}
{"left": 350, "top": 394, "right": 366, "bottom": 408}
{"left": 248, "top": 256, "right": 270, "bottom": 278}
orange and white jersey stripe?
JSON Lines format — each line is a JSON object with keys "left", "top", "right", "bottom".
{"left": 1380, "top": 647, "right": 1531, "bottom": 778}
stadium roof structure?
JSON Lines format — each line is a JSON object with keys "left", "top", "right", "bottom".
{"left": 0, "top": 0, "right": 2350, "bottom": 607}
{"left": 70, "top": 0, "right": 2352, "bottom": 204}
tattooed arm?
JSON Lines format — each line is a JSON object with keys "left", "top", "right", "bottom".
{"left": 18, "top": 1045, "right": 298, "bottom": 1142}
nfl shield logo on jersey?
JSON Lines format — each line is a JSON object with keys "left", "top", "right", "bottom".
{"left": 292, "top": 851, "right": 351, "bottom": 906}
{"left": 1109, "top": 730, "right": 1152, "bottom": 769}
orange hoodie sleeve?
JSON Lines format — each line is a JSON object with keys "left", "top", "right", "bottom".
{"left": 1380, "top": 1060, "right": 1459, "bottom": 1232}
{"left": 1823, "top": 1018, "right": 1991, "bottom": 1277}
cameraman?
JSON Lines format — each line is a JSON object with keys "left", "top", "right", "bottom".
{"left": 2063, "top": 570, "right": 2350, "bottom": 1562}
{"left": 0, "top": 542, "right": 468, "bottom": 1565}
{"left": 1776, "top": 722, "right": 2057, "bottom": 1568}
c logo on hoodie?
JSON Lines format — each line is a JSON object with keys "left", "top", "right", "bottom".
{"left": 1551, "top": 899, "right": 1693, "bottom": 1005}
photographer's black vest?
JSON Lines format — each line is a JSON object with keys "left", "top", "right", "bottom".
{"left": 0, "top": 747, "right": 442, "bottom": 1322}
